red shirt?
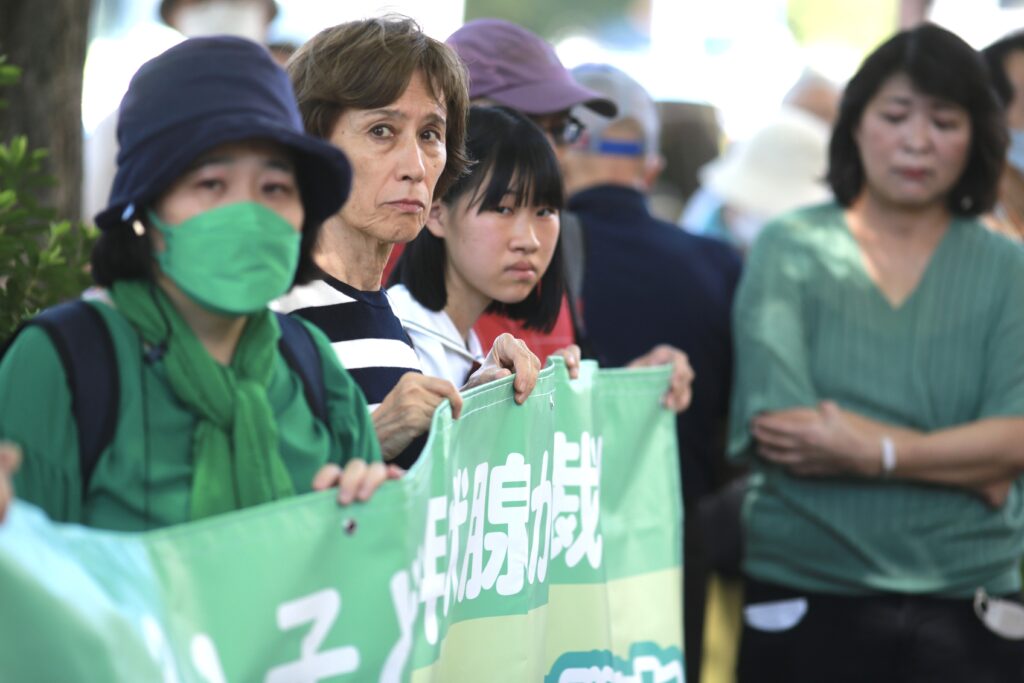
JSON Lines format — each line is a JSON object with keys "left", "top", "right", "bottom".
{"left": 386, "top": 243, "right": 576, "bottom": 363}
{"left": 474, "top": 295, "right": 576, "bottom": 363}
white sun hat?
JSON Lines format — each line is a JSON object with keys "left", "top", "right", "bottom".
{"left": 701, "top": 106, "right": 833, "bottom": 219}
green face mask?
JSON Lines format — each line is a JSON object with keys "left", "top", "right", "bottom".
{"left": 150, "top": 202, "right": 301, "bottom": 316}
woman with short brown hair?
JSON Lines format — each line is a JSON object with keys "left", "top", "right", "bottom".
{"left": 287, "top": 16, "right": 471, "bottom": 200}
{"left": 276, "top": 17, "right": 542, "bottom": 469}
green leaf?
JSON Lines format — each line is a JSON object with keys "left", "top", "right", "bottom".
{"left": 7, "top": 136, "right": 26, "bottom": 164}
{"left": 0, "top": 58, "right": 97, "bottom": 338}
{"left": 0, "top": 55, "right": 21, "bottom": 86}
{"left": 50, "top": 220, "right": 71, "bottom": 239}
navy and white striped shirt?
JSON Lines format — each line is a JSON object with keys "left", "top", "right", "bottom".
{"left": 273, "top": 277, "right": 422, "bottom": 411}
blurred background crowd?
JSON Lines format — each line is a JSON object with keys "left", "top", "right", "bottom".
{"left": 0, "top": 0, "right": 1020, "bottom": 233}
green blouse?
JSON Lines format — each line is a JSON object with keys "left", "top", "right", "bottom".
{"left": 1, "top": 299, "right": 380, "bottom": 531}
{"left": 729, "top": 203, "right": 1024, "bottom": 598}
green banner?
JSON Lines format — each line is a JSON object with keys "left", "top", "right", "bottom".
{"left": 0, "top": 360, "right": 684, "bottom": 682}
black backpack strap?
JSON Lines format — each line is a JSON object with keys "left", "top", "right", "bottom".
{"left": 0, "top": 307, "right": 329, "bottom": 490}
{"left": 275, "top": 312, "right": 328, "bottom": 425}
{"left": 1, "top": 301, "right": 119, "bottom": 492}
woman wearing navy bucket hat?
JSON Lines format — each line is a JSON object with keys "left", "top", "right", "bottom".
{"left": 0, "top": 36, "right": 391, "bottom": 531}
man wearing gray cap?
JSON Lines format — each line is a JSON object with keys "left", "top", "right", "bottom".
{"left": 446, "top": 20, "right": 695, "bottom": 412}
{"left": 563, "top": 63, "right": 743, "bottom": 683}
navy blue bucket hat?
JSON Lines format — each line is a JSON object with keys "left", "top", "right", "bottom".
{"left": 95, "top": 36, "right": 351, "bottom": 231}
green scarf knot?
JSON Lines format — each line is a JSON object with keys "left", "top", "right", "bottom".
{"left": 111, "top": 280, "right": 295, "bottom": 521}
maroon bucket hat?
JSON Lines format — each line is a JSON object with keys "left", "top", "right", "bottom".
{"left": 447, "top": 18, "right": 617, "bottom": 117}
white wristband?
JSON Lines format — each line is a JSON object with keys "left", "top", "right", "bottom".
{"left": 880, "top": 436, "right": 897, "bottom": 477}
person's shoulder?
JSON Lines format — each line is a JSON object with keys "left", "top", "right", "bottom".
{"left": 81, "top": 290, "right": 139, "bottom": 341}
{"left": 1, "top": 295, "right": 126, "bottom": 378}
{"left": 385, "top": 284, "right": 441, "bottom": 330}
{"left": 639, "top": 209, "right": 729, "bottom": 252}
{"left": 739, "top": 203, "right": 845, "bottom": 284}
{"left": 280, "top": 312, "right": 335, "bottom": 354}
{"left": 385, "top": 285, "right": 460, "bottom": 381}
{"left": 978, "top": 225, "right": 1024, "bottom": 297}
{"left": 769, "top": 201, "right": 842, "bottom": 232}
{"left": 673, "top": 227, "right": 742, "bottom": 264}
{"left": 1, "top": 320, "right": 60, "bottom": 371}
{"left": 953, "top": 217, "right": 1024, "bottom": 266}
{"left": 652, "top": 225, "right": 742, "bottom": 284}
{"left": 273, "top": 279, "right": 357, "bottom": 314}
{"left": 754, "top": 202, "right": 844, "bottom": 252}
{"left": 383, "top": 283, "right": 418, "bottom": 319}
{"left": 9, "top": 293, "right": 134, "bottom": 350}
{"left": 384, "top": 285, "right": 454, "bottom": 347}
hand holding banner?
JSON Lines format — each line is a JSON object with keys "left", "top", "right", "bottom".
{"left": 0, "top": 360, "right": 685, "bottom": 681}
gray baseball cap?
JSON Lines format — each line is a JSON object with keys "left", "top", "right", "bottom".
{"left": 570, "top": 63, "right": 660, "bottom": 157}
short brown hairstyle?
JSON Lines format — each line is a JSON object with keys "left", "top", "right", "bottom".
{"left": 288, "top": 15, "right": 470, "bottom": 199}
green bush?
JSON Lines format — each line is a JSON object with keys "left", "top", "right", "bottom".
{"left": 0, "top": 55, "right": 97, "bottom": 339}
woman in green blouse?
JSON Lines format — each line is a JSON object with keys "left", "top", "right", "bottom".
{"left": 0, "top": 37, "right": 391, "bottom": 531}
{"left": 730, "top": 24, "right": 1024, "bottom": 682}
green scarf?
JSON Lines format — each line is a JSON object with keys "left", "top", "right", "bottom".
{"left": 110, "top": 280, "right": 295, "bottom": 520}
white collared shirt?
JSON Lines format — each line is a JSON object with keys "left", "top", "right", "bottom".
{"left": 386, "top": 284, "right": 484, "bottom": 387}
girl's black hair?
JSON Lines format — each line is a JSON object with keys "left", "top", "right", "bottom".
{"left": 827, "top": 23, "right": 1007, "bottom": 216}
{"left": 392, "top": 105, "right": 565, "bottom": 331}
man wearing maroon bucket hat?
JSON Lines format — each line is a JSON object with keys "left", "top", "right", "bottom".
{"left": 446, "top": 19, "right": 695, "bottom": 413}
{"left": 447, "top": 19, "right": 616, "bottom": 166}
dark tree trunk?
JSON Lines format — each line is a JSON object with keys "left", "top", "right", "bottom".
{"left": 0, "top": 0, "right": 92, "bottom": 221}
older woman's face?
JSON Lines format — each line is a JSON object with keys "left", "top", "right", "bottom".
{"left": 854, "top": 72, "right": 971, "bottom": 210}
{"left": 328, "top": 71, "right": 447, "bottom": 243}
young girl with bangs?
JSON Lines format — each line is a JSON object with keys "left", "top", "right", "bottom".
{"left": 388, "top": 106, "right": 576, "bottom": 386}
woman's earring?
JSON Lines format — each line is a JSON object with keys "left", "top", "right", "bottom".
{"left": 132, "top": 219, "right": 146, "bottom": 236}
{"left": 960, "top": 195, "right": 974, "bottom": 211}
